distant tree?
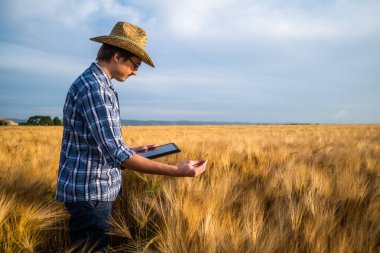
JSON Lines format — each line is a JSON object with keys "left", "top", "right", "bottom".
{"left": 53, "top": 117, "right": 63, "bottom": 126}
{"left": 27, "top": 116, "right": 52, "bottom": 126}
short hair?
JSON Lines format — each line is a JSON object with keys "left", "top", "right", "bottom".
{"left": 96, "top": 43, "right": 136, "bottom": 62}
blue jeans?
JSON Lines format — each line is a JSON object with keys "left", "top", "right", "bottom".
{"left": 65, "top": 201, "right": 113, "bottom": 252}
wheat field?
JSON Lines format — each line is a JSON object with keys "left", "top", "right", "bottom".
{"left": 0, "top": 125, "right": 379, "bottom": 252}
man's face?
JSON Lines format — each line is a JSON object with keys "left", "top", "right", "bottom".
{"left": 112, "top": 55, "right": 142, "bottom": 82}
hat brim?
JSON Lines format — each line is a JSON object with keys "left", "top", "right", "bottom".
{"left": 90, "top": 36, "right": 155, "bottom": 68}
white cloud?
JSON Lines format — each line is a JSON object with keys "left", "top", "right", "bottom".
{"left": 120, "top": 105, "right": 223, "bottom": 121}
{"left": 7, "top": 0, "right": 380, "bottom": 44}
{"left": 8, "top": 0, "right": 142, "bottom": 28}
{"left": 156, "top": 0, "right": 380, "bottom": 41}
{"left": 0, "top": 42, "right": 87, "bottom": 77}
{"left": 333, "top": 110, "right": 350, "bottom": 119}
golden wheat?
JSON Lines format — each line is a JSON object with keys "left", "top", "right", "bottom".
{"left": 0, "top": 125, "right": 379, "bottom": 252}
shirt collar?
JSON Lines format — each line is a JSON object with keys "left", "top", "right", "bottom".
{"left": 91, "top": 62, "right": 116, "bottom": 92}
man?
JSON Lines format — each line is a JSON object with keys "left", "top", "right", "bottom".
{"left": 56, "top": 22, "right": 207, "bottom": 252}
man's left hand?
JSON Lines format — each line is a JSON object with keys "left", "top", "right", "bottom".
{"left": 132, "top": 144, "right": 157, "bottom": 153}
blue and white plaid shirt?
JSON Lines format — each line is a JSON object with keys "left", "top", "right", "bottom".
{"left": 56, "top": 62, "right": 135, "bottom": 202}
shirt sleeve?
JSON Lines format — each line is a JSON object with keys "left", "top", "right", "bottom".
{"left": 79, "top": 86, "right": 135, "bottom": 167}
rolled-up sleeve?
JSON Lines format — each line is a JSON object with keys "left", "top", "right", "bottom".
{"left": 79, "top": 86, "right": 134, "bottom": 167}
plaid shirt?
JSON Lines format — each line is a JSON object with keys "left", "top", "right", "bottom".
{"left": 56, "top": 62, "right": 135, "bottom": 202}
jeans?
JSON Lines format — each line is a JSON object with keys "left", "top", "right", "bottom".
{"left": 65, "top": 201, "right": 113, "bottom": 252}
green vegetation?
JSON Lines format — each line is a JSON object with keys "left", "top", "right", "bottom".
{"left": 26, "top": 116, "right": 62, "bottom": 126}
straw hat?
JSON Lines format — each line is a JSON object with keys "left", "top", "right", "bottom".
{"left": 90, "top": 22, "right": 155, "bottom": 68}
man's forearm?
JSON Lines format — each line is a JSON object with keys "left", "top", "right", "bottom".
{"left": 121, "top": 153, "right": 182, "bottom": 176}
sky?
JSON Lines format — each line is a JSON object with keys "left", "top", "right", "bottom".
{"left": 0, "top": 0, "right": 379, "bottom": 123}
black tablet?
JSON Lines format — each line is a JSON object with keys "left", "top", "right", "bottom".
{"left": 137, "top": 143, "right": 181, "bottom": 159}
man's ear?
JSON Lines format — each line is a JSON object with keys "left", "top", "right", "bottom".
{"left": 112, "top": 53, "right": 121, "bottom": 63}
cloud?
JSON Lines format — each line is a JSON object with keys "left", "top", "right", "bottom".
{"left": 154, "top": 0, "right": 380, "bottom": 41}
{"left": 0, "top": 42, "right": 87, "bottom": 77}
{"left": 333, "top": 110, "right": 350, "bottom": 119}
{"left": 122, "top": 106, "right": 222, "bottom": 121}
{"left": 6, "top": 0, "right": 142, "bottom": 28}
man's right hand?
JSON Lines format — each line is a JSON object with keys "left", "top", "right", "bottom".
{"left": 121, "top": 154, "right": 208, "bottom": 177}
{"left": 177, "top": 160, "right": 207, "bottom": 177}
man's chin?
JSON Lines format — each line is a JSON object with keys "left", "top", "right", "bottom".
{"left": 116, "top": 76, "right": 129, "bottom": 82}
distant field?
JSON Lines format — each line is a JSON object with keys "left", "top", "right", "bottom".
{"left": 0, "top": 125, "right": 379, "bottom": 252}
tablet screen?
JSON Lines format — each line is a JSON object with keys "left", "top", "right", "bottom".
{"left": 137, "top": 143, "right": 181, "bottom": 159}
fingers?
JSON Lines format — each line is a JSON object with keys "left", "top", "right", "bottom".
{"left": 134, "top": 146, "right": 148, "bottom": 152}
{"left": 194, "top": 160, "right": 207, "bottom": 176}
{"left": 176, "top": 160, "right": 208, "bottom": 177}
{"left": 134, "top": 144, "right": 156, "bottom": 152}
{"left": 147, "top": 144, "right": 157, "bottom": 150}
{"left": 194, "top": 160, "right": 206, "bottom": 167}
{"left": 189, "top": 160, "right": 208, "bottom": 176}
